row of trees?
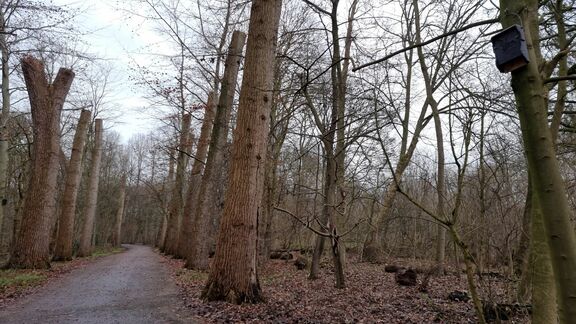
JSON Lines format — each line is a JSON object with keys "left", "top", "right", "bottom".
{"left": 136, "top": 0, "right": 576, "bottom": 322}
{"left": 1, "top": 0, "right": 575, "bottom": 322}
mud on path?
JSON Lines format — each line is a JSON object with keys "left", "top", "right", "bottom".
{"left": 0, "top": 245, "right": 197, "bottom": 323}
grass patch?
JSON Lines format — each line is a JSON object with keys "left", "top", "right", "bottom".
{"left": 90, "top": 246, "right": 125, "bottom": 258}
{"left": 175, "top": 268, "right": 208, "bottom": 283}
{"left": 0, "top": 270, "right": 46, "bottom": 290}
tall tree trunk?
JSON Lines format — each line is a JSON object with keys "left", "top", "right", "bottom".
{"left": 157, "top": 148, "right": 175, "bottom": 249}
{"left": 185, "top": 31, "right": 246, "bottom": 270}
{"left": 9, "top": 56, "right": 74, "bottom": 269}
{"left": 162, "top": 113, "right": 191, "bottom": 256}
{"left": 516, "top": 182, "right": 532, "bottom": 302}
{"left": 0, "top": 9, "right": 10, "bottom": 240}
{"left": 178, "top": 92, "right": 215, "bottom": 258}
{"left": 53, "top": 109, "right": 91, "bottom": 261}
{"left": 202, "top": 0, "right": 282, "bottom": 303}
{"left": 362, "top": 52, "right": 428, "bottom": 262}
{"left": 530, "top": 181, "right": 557, "bottom": 323}
{"left": 112, "top": 174, "right": 127, "bottom": 247}
{"left": 500, "top": 1, "right": 576, "bottom": 321}
{"left": 77, "top": 119, "right": 104, "bottom": 257}
{"left": 412, "top": 0, "right": 446, "bottom": 272}
{"left": 308, "top": 0, "right": 352, "bottom": 287}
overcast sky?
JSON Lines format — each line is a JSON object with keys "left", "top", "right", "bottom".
{"left": 52, "top": 0, "right": 164, "bottom": 142}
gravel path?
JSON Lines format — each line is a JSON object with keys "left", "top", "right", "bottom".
{"left": 0, "top": 245, "right": 197, "bottom": 324}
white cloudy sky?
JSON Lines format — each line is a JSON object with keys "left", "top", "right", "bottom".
{"left": 53, "top": 0, "right": 168, "bottom": 142}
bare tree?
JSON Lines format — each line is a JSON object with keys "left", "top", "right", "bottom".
{"left": 9, "top": 56, "right": 74, "bottom": 268}
{"left": 77, "top": 119, "right": 103, "bottom": 257}
{"left": 53, "top": 109, "right": 91, "bottom": 261}
{"left": 185, "top": 30, "right": 246, "bottom": 270}
{"left": 202, "top": 0, "right": 282, "bottom": 304}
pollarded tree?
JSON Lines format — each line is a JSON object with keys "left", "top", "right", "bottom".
{"left": 9, "top": 55, "right": 74, "bottom": 269}
{"left": 112, "top": 174, "right": 127, "bottom": 247}
{"left": 77, "top": 119, "right": 103, "bottom": 257}
{"left": 162, "top": 113, "right": 192, "bottom": 256}
{"left": 0, "top": 1, "right": 77, "bottom": 238}
{"left": 185, "top": 30, "right": 246, "bottom": 270}
{"left": 53, "top": 109, "right": 91, "bottom": 261}
{"left": 177, "top": 93, "right": 215, "bottom": 259}
{"left": 202, "top": 0, "right": 282, "bottom": 304}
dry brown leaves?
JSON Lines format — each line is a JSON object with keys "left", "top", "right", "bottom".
{"left": 165, "top": 255, "right": 530, "bottom": 323}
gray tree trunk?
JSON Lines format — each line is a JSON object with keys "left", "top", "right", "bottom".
{"left": 53, "top": 109, "right": 91, "bottom": 261}
{"left": 162, "top": 114, "right": 192, "bottom": 256}
{"left": 185, "top": 31, "right": 246, "bottom": 270}
{"left": 77, "top": 119, "right": 104, "bottom": 257}
{"left": 202, "top": 0, "right": 282, "bottom": 303}
{"left": 9, "top": 56, "right": 74, "bottom": 268}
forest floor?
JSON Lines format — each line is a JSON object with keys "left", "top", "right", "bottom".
{"left": 0, "top": 245, "right": 198, "bottom": 323}
{"left": 167, "top": 252, "right": 531, "bottom": 323}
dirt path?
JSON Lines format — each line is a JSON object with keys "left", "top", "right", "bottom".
{"left": 0, "top": 245, "right": 197, "bottom": 323}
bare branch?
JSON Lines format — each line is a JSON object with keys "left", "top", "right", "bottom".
{"left": 352, "top": 18, "right": 499, "bottom": 72}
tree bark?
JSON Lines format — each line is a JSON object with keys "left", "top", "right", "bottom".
{"left": 53, "top": 109, "right": 91, "bottom": 261}
{"left": 185, "top": 31, "right": 246, "bottom": 270}
{"left": 0, "top": 8, "right": 10, "bottom": 240}
{"left": 500, "top": 1, "right": 576, "bottom": 321}
{"left": 77, "top": 119, "right": 104, "bottom": 257}
{"left": 112, "top": 174, "right": 127, "bottom": 247}
{"left": 162, "top": 113, "right": 192, "bottom": 256}
{"left": 178, "top": 92, "right": 215, "bottom": 258}
{"left": 530, "top": 183, "right": 557, "bottom": 323}
{"left": 9, "top": 56, "right": 74, "bottom": 268}
{"left": 157, "top": 148, "right": 175, "bottom": 249}
{"left": 202, "top": 0, "right": 282, "bottom": 303}
{"left": 411, "top": 0, "right": 446, "bottom": 272}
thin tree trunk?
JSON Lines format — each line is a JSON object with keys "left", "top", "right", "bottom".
{"left": 185, "top": 30, "right": 246, "bottom": 270}
{"left": 412, "top": 0, "right": 446, "bottom": 272}
{"left": 53, "top": 109, "right": 91, "bottom": 261}
{"left": 0, "top": 9, "right": 10, "bottom": 239}
{"left": 77, "top": 119, "right": 104, "bottom": 257}
{"left": 362, "top": 94, "right": 429, "bottom": 262}
{"left": 308, "top": 0, "right": 351, "bottom": 287}
{"left": 157, "top": 149, "right": 175, "bottom": 249}
{"left": 178, "top": 92, "right": 215, "bottom": 258}
{"left": 112, "top": 174, "right": 127, "bottom": 247}
{"left": 9, "top": 56, "right": 74, "bottom": 268}
{"left": 162, "top": 113, "right": 191, "bottom": 256}
{"left": 202, "top": 0, "right": 282, "bottom": 303}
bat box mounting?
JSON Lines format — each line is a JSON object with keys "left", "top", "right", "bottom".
{"left": 491, "top": 24, "right": 529, "bottom": 73}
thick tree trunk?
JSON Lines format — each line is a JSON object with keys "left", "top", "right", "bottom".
{"left": 77, "top": 119, "right": 104, "bottom": 257}
{"left": 202, "top": 0, "right": 282, "bottom": 304}
{"left": 530, "top": 186, "right": 557, "bottom": 323}
{"left": 162, "top": 113, "right": 191, "bottom": 256}
{"left": 500, "top": 1, "right": 576, "bottom": 321}
{"left": 185, "top": 31, "right": 246, "bottom": 270}
{"left": 178, "top": 92, "right": 215, "bottom": 258}
{"left": 53, "top": 109, "right": 91, "bottom": 261}
{"left": 112, "top": 175, "right": 127, "bottom": 247}
{"left": 9, "top": 56, "right": 74, "bottom": 269}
